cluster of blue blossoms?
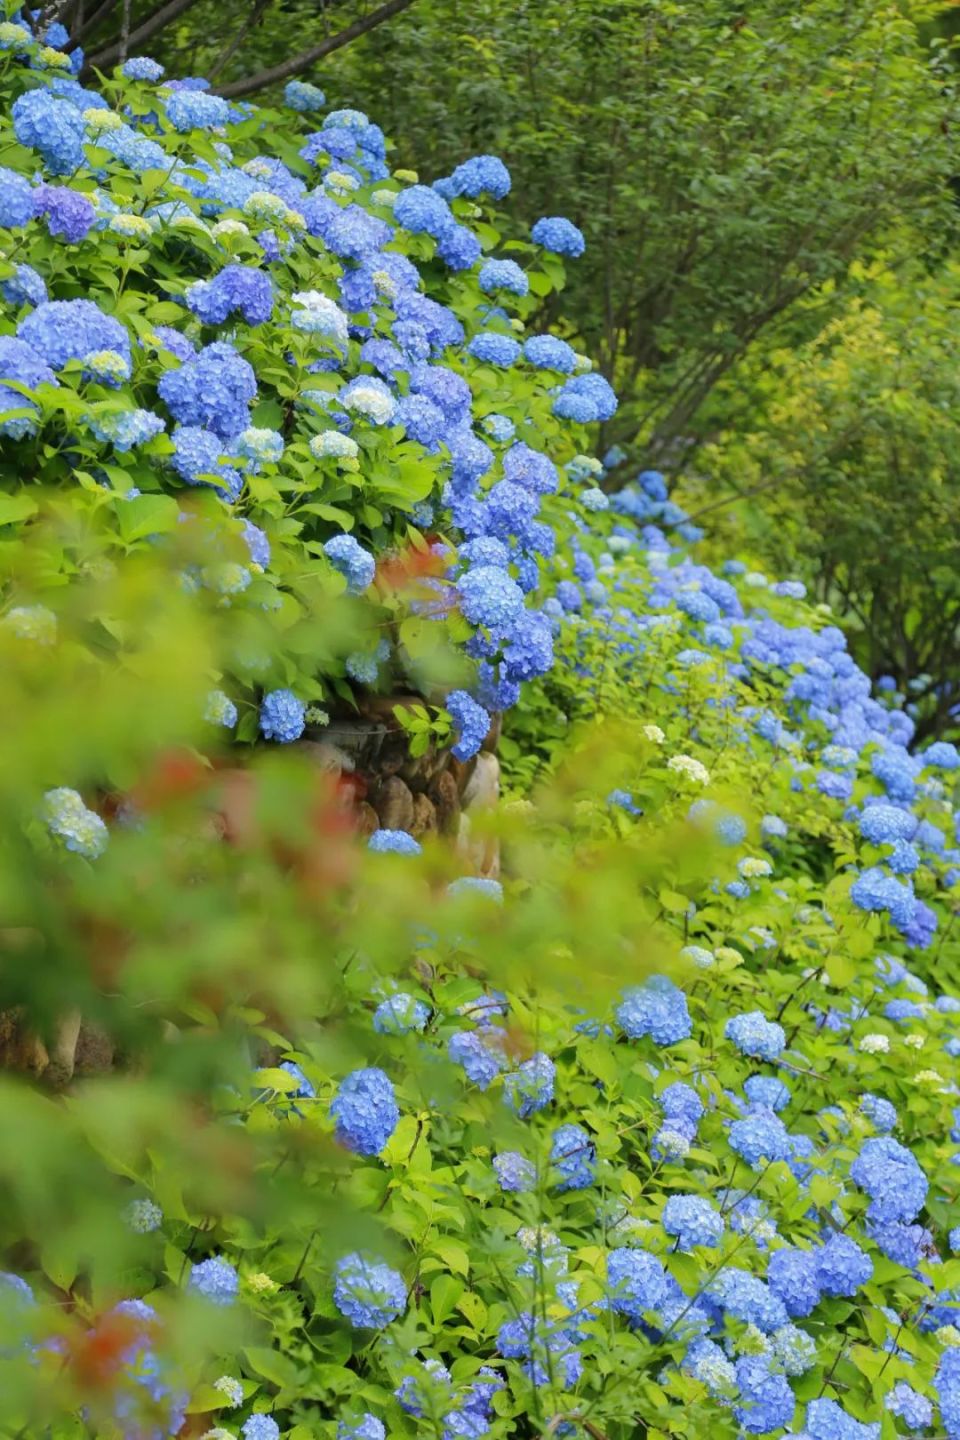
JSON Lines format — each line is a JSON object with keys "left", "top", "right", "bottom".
{"left": 0, "top": 22, "right": 606, "bottom": 828}
{"left": 9, "top": 19, "right": 960, "bottom": 1440}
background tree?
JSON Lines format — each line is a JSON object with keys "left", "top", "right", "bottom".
{"left": 682, "top": 258, "right": 960, "bottom": 735}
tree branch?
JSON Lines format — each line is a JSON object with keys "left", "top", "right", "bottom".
{"left": 207, "top": 0, "right": 272, "bottom": 81}
{"left": 215, "top": 0, "right": 420, "bottom": 99}
{"left": 84, "top": 0, "right": 197, "bottom": 70}
{"left": 72, "top": 0, "right": 116, "bottom": 44}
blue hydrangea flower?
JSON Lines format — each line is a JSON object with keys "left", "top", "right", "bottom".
{"left": 458, "top": 565, "right": 524, "bottom": 629}
{"left": 803, "top": 1398, "right": 880, "bottom": 1440}
{"left": 0, "top": 166, "right": 37, "bottom": 228}
{"left": 468, "top": 332, "right": 521, "bottom": 366}
{"left": 285, "top": 80, "right": 326, "bottom": 112}
{"left": 259, "top": 689, "right": 306, "bottom": 743}
{"left": 330, "top": 1067, "right": 399, "bottom": 1155}
{"left": 372, "top": 993, "right": 430, "bottom": 1034}
{"left": 164, "top": 89, "right": 231, "bottom": 132}
{"left": 170, "top": 426, "right": 242, "bottom": 499}
{"left": 19, "top": 299, "right": 130, "bottom": 377}
{"left": 32, "top": 184, "right": 96, "bottom": 242}
{"left": 549, "top": 1123, "right": 596, "bottom": 1191}
{"left": 766, "top": 1246, "right": 821, "bottom": 1318}
{"left": 324, "top": 534, "right": 376, "bottom": 592}
{"left": 278, "top": 1060, "right": 315, "bottom": 1098}
{"left": 43, "top": 787, "right": 108, "bottom": 859}
{"left": 158, "top": 341, "right": 256, "bottom": 440}
{"left": 707, "top": 1268, "right": 787, "bottom": 1333}
{"left": 206, "top": 688, "right": 239, "bottom": 729}
{"left": 733, "top": 1354, "right": 795, "bottom": 1434}
{"left": 445, "top": 154, "right": 511, "bottom": 199}
{"left": 850, "top": 1136, "right": 927, "bottom": 1223}
{"left": 493, "top": 1151, "right": 536, "bottom": 1192}
{"left": 12, "top": 88, "right": 86, "bottom": 174}
{"left": 531, "top": 215, "right": 585, "bottom": 256}
{"left": 606, "top": 1247, "right": 669, "bottom": 1322}
{"left": 122, "top": 56, "right": 166, "bottom": 81}
{"left": 523, "top": 335, "right": 577, "bottom": 373}
{"left": 2, "top": 263, "right": 46, "bottom": 308}
{"left": 124, "top": 1198, "right": 163, "bottom": 1233}
{"left": 503, "top": 441, "right": 559, "bottom": 494}
{"left": 724, "top": 1010, "right": 785, "bottom": 1061}
{"left": 446, "top": 690, "right": 491, "bottom": 761}
{"left": 478, "top": 259, "right": 529, "bottom": 296}
{"left": 0, "top": 334, "right": 57, "bottom": 437}
{"left": 448, "top": 1030, "right": 506, "bottom": 1089}
{"left": 885, "top": 1382, "right": 932, "bottom": 1432}
{"left": 858, "top": 804, "right": 916, "bottom": 844}
{"left": 333, "top": 1253, "right": 406, "bottom": 1329}
{"left": 242, "top": 1417, "right": 279, "bottom": 1440}
{"left": 616, "top": 976, "right": 692, "bottom": 1045}
{"left": 436, "top": 221, "right": 482, "bottom": 270}
{"left": 504, "top": 1052, "right": 555, "bottom": 1117}
{"left": 394, "top": 184, "right": 453, "bottom": 238}
{"left": 859, "top": 1092, "right": 897, "bottom": 1132}
{"left": 241, "top": 519, "right": 270, "bottom": 568}
{"left": 553, "top": 371, "right": 618, "bottom": 422}
{"left": 662, "top": 1195, "right": 724, "bottom": 1250}
{"left": 447, "top": 876, "right": 504, "bottom": 902}
{"left": 368, "top": 829, "right": 421, "bottom": 855}
{"left": 186, "top": 264, "right": 273, "bottom": 326}
{"left": 188, "top": 1256, "right": 239, "bottom": 1305}
{"left": 744, "top": 1075, "right": 791, "bottom": 1112}
{"left": 728, "top": 1109, "right": 792, "bottom": 1168}
{"left": 816, "top": 1233, "right": 872, "bottom": 1296}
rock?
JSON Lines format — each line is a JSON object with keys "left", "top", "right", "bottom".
{"left": 463, "top": 752, "right": 500, "bottom": 812}
{"left": 410, "top": 792, "right": 438, "bottom": 837}
{"left": 459, "top": 753, "right": 501, "bottom": 878}
{"left": 355, "top": 801, "right": 380, "bottom": 839}
{"left": 447, "top": 755, "right": 477, "bottom": 797}
{"left": 73, "top": 1019, "right": 115, "bottom": 1077}
{"left": 0, "top": 1007, "right": 47, "bottom": 1077}
{"left": 373, "top": 775, "right": 415, "bottom": 831}
{"left": 43, "top": 1010, "right": 82, "bottom": 1090}
{"left": 296, "top": 739, "right": 355, "bottom": 773}
{"left": 481, "top": 713, "right": 502, "bottom": 752}
{"left": 429, "top": 769, "right": 461, "bottom": 835}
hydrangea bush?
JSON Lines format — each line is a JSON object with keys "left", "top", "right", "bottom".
{"left": 3, "top": 17, "right": 960, "bottom": 1440}
{"left": 0, "top": 16, "right": 606, "bottom": 762}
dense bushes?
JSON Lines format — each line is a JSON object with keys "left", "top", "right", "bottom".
{"left": 3, "top": 17, "right": 960, "bottom": 1440}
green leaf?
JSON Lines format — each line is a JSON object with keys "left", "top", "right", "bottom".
{"left": 430, "top": 1273, "right": 464, "bottom": 1327}
{"left": 116, "top": 493, "right": 181, "bottom": 542}
{"left": 0, "top": 492, "right": 38, "bottom": 526}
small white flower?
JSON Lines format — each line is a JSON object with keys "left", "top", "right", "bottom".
{"left": 681, "top": 945, "right": 715, "bottom": 970}
{"left": 213, "top": 1376, "right": 244, "bottom": 1408}
{"left": 858, "top": 1033, "right": 890, "bottom": 1055}
{"left": 667, "top": 754, "right": 710, "bottom": 786}
{"left": 310, "top": 431, "right": 359, "bottom": 461}
{"left": 904, "top": 1034, "right": 925, "bottom": 1050}
{"left": 739, "top": 857, "right": 772, "bottom": 880}
{"left": 642, "top": 724, "right": 665, "bottom": 744}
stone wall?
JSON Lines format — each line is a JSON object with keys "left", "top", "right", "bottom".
{"left": 0, "top": 696, "right": 501, "bottom": 1088}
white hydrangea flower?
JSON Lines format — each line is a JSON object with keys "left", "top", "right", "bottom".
{"left": 667, "top": 754, "right": 710, "bottom": 786}
{"left": 858, "top": 1033, "right": 890, "bottom": 1054}
{"left": 310, "top": 431, "right": 359, "bottom": 461}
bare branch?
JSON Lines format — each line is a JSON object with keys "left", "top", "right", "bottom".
{"left": 72, "top": 0, "right": 117, "bottom": 44}
{"left": 215, "top": 0, "right": 420, "bottom": 99}
{"left": 208, "top": 0, "right": 273, "bottom": 82}
{"left": 84, "top": 0, "right": 197, "bottom": 70}
{"left": 118, "top": 0, "right": 131, "bottom": 62}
